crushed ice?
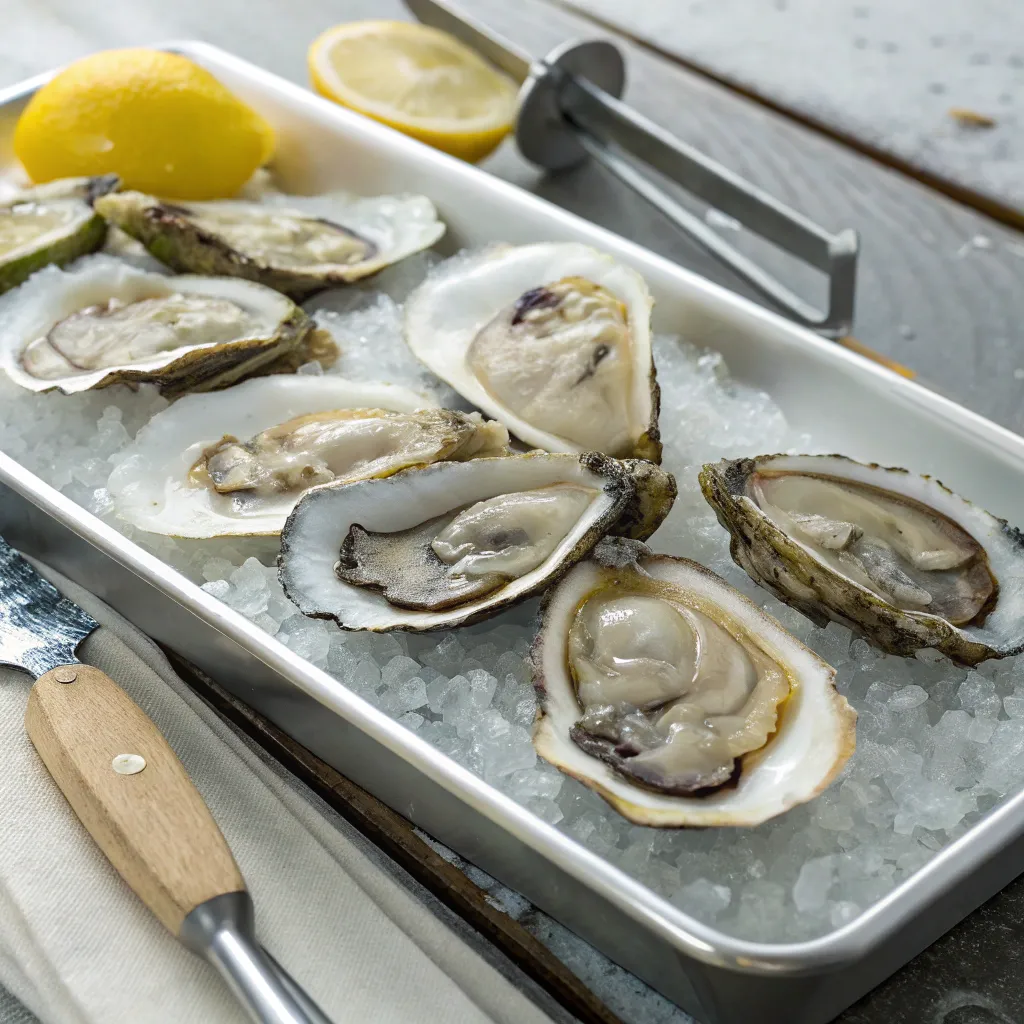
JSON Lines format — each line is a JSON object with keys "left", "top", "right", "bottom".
{"left": 3, "top": 249, "right": 1024, "bottom": 944}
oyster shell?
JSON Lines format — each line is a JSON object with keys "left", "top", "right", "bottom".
{"left": 701, "top": 454, "right": 1024, "bottom": 665}
{"left": 0, "top": 175, "right": 119, "bottom": 294}
{"left": 0, "top": 256, "right": 311, "bottom": 395}
{"left": 279, "top": 452, "right": 675, "bottom": 631}
{"left": 94, "top": 190, "right": 444, "bottom": 297}
{"left": 404, "top": 243, "right": 661, "bottom": 461}
{"left": 532, "top": 539, "right": 856, "bottom": 827}
{"left": 108, "top": 375, "right": 509, "bottom": 539}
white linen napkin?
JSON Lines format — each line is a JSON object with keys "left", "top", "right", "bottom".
{"left": 0, "top": 563, "right": 556, "bottom": 1024}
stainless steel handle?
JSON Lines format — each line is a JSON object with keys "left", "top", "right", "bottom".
{"left": 574, "top": 127, "right": 857, "bottom": 330}
{"left": 515, "top": 39, "right": 859, "bottom": 337}
{"left": 181, "top": 892, "right": 333, "bottom": 1024}
{"left": 262, "top": 946, "right": 336, "bottom": 1024}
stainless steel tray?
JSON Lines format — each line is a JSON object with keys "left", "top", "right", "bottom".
{"left": 3, "top": 42, "right": 1024, "bottom": 1024}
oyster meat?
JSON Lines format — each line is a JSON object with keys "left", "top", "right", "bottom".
{"left": 0, "top": 255, "right": 311, "bottom": 395}
{"left": 279, "top": 452, "right": 676, "bottom": 631}
{"left": 701, "top": 454, "right": 1024, "bottom": 664}
{"left": 532, "top": 538, "right": 856, "bottom": 827}
{"left": 0, "top": 175, "right": 119, "bottom": 294}
{"left": 108, "top": 374, "right": 508, "bottom": 538}
{"left": 94, "top": 189, "right": 445, "bottom": 297}
{"left": 404, "top": 243, "right": 661, "bottom": 461}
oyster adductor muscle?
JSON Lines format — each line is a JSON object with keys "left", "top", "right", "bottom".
{"left": 94, "top": 189, "right": 444, "bottom": 297}
{"left": 0, "top": 256, "right": 311, "bottom": 396}
{"left": 701, "top": 454, "right": 1024, "bottom": 665}
{"left": 404, "top": 243, "right": 661, "bottom": 461}
{"left": 0, "top": 175, "right": 119, "bottom": 294}
{"left": 278, "top": 452, "right": 676, "bottom": 632}
{"left": 532, "top": 538, "right": 855, "bottom": 827}
{"left": 108, "top": 374, "right": 509, "bottom": 539}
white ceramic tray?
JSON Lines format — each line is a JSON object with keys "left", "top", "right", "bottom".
{"left": 2, "top": 42, "right": 1024, "bottom": 1024}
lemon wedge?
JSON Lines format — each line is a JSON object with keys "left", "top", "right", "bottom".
{"left": 309, "top": 21, "right": 519, "bottom": 163}
{"left": 14, "top": 49, "right": 275, "bottom": 200}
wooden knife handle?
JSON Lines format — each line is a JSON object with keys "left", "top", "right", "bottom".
{"left": 25, "top": 664, "right": 245, "bottom": 935}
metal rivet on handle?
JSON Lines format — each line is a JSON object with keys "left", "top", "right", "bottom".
{"left": 111, "top": 753, "right": 146, "bottom": 776}
{"left": 53, "top": 668, "right": 77, "bottom": 684}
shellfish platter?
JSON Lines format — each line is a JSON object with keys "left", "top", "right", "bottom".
{"left": 4, "top": 43, "right": 1024, "bottom": 1023}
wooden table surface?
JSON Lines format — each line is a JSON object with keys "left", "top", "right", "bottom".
{"left": 561, "top": 0, "right": 1024, "bottom": 224}
{"left": 3, "top": 1, "right": 1024, "bottom": 1022}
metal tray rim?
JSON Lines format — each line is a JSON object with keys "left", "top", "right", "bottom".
{"left": 3, "top": 41, "right": 1023, "bottom": 978}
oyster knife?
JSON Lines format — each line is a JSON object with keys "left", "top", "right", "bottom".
{"left": 0, "top": 536, "right": 331, "bottom": 1024}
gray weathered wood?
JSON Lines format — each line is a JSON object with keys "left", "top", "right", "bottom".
{"left": 559, "top": 0, "right": 1024, "bottom": 217}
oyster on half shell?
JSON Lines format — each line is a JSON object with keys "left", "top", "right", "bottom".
{"left": 532, "top": 538, "right": 856, "bottom": 827}
{"left": 404, "top": 243, "right": 661, "bottom": 461}
{"left": 279, "top": 452, "right": 676, "bottom": 631}
{"left": 0, "top": 256, "right": 311, "bottom": 396}
{"left": 108, "top": 375, "right": 509, "bottom": 539}
{"left": 701, "top": 454, "right": 1024, "bottom": 665}
{"left": 94, "top": 190, "right": 445, "bottom": 297}
{"left": 0, "top": 175, "right": 119, "bottom": 294}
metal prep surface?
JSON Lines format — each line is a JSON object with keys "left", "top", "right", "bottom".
{"left": 3, "top": 43, "right": 1024, "bottom": 1024}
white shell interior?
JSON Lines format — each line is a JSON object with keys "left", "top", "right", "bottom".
{"left": 211, "top": 190, "right": 445, "bottom": 278}
{"left": 745, "top": 455, "right": 1024, "bottom": 650}
{"left": 535, "top": 555, "right": 854, "bottom": 827}
{"left": 403, "top": 242, "right": 655, "bottom": 453}
{"left": 281, "top": 453, "right": 623, "bottom": 630}
{"left": 0, "top": 254, "right": 296, "bottom": 393}
{"left": 2, "top": 196, "right": 92, "bottom": 264}
{"left": 108, "top": 375, "right": 437, "bottom": 538}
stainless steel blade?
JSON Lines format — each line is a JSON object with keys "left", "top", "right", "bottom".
{"left": 0, "top": 536, "right": 97, "bottom": 676}
{"left": 403, "top": 0, "right": 534, "bottom": 83}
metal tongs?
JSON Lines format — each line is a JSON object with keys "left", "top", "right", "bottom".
{"left": 406, "top": 0, "right": 860, "bottom": 338}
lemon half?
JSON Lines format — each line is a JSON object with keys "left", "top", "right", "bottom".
{"left": 14, "top": 49, "right": 275, "bottom": 200}
{"left": 309, "top": 21, "right": 519, "bottom": 163}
